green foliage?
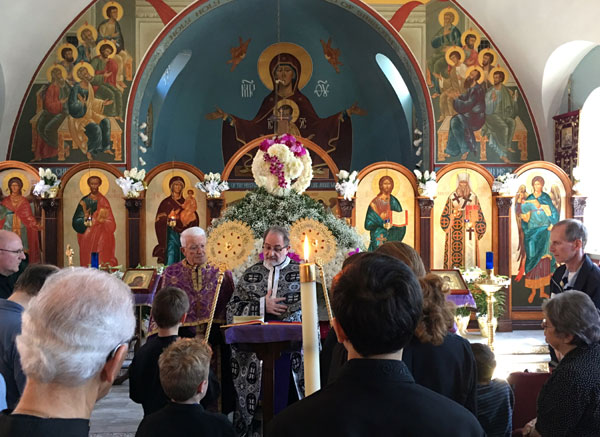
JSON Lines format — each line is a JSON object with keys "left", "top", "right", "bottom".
{"left": 455, "top": 306, "right": 472, "bottom": 318}
{"left": 211, "top": 187, "right": 365, "bottom": 250}
{"left": 471, "top": 285, "right": 506, "bottom": 317}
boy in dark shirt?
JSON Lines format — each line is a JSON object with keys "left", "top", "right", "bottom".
{"left": 135, "top": 338, "right": 234, "bottom": 437}
{"left": 129, "top": 286, "right": 219, "bottom": 415}
{"left": 471, "top": 343, "right": 515, "bottom": 437}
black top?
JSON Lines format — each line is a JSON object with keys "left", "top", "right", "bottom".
{"left": 536, "top": 343, "right": 600, "bottom": 436}
{"left": 135, "top": 402, "right": 234, "bottom": 437}
{"left": 402, "top": 333, "right": 478, "bottom": 415}
{"left": 129, "top": 335, "right": 219, "bottom": 416}
{"left": 0, "top": 410, "right": 89, "bottom": 437}
{"left": 269, "top": 359, "right": 484, "bottom": 437}
{"left": 0, "top": 299, "right": 25, "bottom": 409}
{"left": 550, "top": 254, "right": 600, "bottom": 308}
{"left": 0, "top": 259, "right": 28, "bottom": 300}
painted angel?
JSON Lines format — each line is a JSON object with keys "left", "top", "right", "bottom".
{"left": 514, "top": 176, "right": 561, "bottom": 303}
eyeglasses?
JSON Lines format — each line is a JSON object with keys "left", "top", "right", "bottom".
{"left": 541, "top": 319, "right": 551, "bottom": 330}
{"left": 0, "top": 248, "right": 24, "bottom": 255}
{"left": 262, "top": 244, "right": 288, "bottom": 253}
{"left": 183, "top": 245, "right": 204, "bottom": 252}
{"left": 106, "top": 337, "right": 133, "bottom": 362}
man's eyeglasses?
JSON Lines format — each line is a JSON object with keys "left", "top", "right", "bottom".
{"left": 0, "top": 248, "right": 24, "bottom": 255}
{"left": 541, "top": 319, "right": 549, "bottom": 329}
{"left": 262, "top": 244, "right": 287, "bottom": 253}
{"left": 183, "top": 245, "right": 204, "bottom": 252}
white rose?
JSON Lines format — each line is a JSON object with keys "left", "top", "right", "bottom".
{"left": 337, "top": 170, "right": 349, "bottom": 180}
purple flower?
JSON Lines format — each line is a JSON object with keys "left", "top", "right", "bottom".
{"left": 347, "top": 247, "right": 361, "bottom": 257}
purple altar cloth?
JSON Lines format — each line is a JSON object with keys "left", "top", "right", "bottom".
{"left": 224, "top": 324, "right": 303, "bottom": 345}
{"left": 447, "top": 292, "right": 476, "bottom": 308}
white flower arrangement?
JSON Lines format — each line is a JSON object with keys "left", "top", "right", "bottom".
{"left": 116, "top": 167, "right": 146, "bottom": 198}
{"left": 492, "top": 172, "right": 518, "bottom": 195}
{"left": 335, "top": 170, "right": 359, "bottom": 200}
{"left": 33, "top": 168, "right": 60, "bottom": 198}
{"left": 196, "top": 172, "right": 229, "bottom": 198}
{"left": 572, "top": 166, "right": 583, "bottom": 194}
{"left": 252, "top": 134, "right": 313, "bottom": 197}
{"left": 413, "top": 169, "right": 437, "bottom": 199}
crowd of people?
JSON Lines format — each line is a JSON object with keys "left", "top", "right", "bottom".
{"left": 0, "top": 218, "right": 598, "bottom": 436}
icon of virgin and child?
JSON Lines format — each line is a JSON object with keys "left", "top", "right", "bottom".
{"left": 206, "top": 42, "right": 366, "bottom": 177}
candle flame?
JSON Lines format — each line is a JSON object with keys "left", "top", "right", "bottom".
{"left": 303, "top": 235, "right": 310, "bottom": 262}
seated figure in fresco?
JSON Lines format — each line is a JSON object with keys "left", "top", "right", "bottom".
{"left": 206, "top": 47, "right": 365, "bottom": 175}
{"left": 481, "top": 69, "right": 517, "bottom": 164}
{"left": 67, "top": 63, "right": 113, "bottom": 160}
{"left": 153, "top": 176, "right": 199, "bottom": 266}
{"left": 76, "top": 25, "right": 98, "bottom": 63}
{"left": 515, "top": 176, "right": 560, "bottom": 303}
{"left": 72, "top": 175, "right": 118, "bottom": 267}
{"left": 90, "top": 41, "right": 123, "bottom": 120}
{"left": 97, "top": 3, "right": 133, "bottom": 84}
{"left": 0, "top": 177, "right": 41, "bottom": 263}
{"left": 428, "top": 8, "right": 462, "bottom": 96}
{"left": 438, "top": 50, "right": 466, "bottom": 122}
{"left": 34, "top": 65, "right": 71, "bottom": 161}
{"left": 364, "top": 175, "right": 406, "bottom": 251}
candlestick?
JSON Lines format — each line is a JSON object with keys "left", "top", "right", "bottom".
{"left": 167, "top": 214, "right": 177, "bottom": 227}
{"left": 301, "top": 236, "right": 320, "bottom": 396}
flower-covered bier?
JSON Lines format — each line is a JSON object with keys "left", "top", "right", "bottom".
{"left": 252, "top": 134, "right": 313, "bottom": 197}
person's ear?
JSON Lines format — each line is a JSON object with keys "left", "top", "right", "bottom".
{"left": 197, "top": 379, "right": 209, "bottom": 398}
{"left": 180, "top": 313, "right": 187, "bottom": 324}
{"left": 332, "top": 318, "right": 348, "bottom": 344}
{"left": 101, "top": 344, "right": 128, "bottom": 384}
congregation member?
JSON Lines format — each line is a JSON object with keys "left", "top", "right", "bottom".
{"left": 150, "top": 226, "right": 234, "bottom": 413}
{"left": 0, "top": 264, "right": 59, "bottom": 409}
{"left": 0, "top": 231, "right": 27, "bottom": 300}
{"left": 129, "top": 286, "right": 219, "bottom": 416}
{"left": 402, "top": 274, "right": 478, "bottom": 414}
{"left": 522, "top": 290, "right": 600, "bottom": 437}
{"left": 226, "top": 225, "right": 303, "bottom": 435}
{"left": 135, "top": 338, "right": 234, "bottom": 437}
{"left": 470, "top": 343, "right": 514, "bottom": 436}
{"left": 269, "top": 253, "right": 484, "bottom": 436}
{"left": 549, "top": 219, "right": 600, "bottom": 307}
{"left": 0, "top": 268, "right": 135, "bottom": 436}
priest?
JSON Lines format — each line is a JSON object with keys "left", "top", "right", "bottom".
{"left": 226, "top": 225, "right": 303, "bottom": 436}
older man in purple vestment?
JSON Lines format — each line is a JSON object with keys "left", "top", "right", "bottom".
{"left": 148, "top": 226, "right": 235, "bottom": 413}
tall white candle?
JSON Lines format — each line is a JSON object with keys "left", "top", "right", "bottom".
{"left": 300, "top": 236, "right": 320, "bottom": 396}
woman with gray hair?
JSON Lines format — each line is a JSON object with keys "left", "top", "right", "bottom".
{"left": 523, "top": 290, "right": 600, "bottom": 436}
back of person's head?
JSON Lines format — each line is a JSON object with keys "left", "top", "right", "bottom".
{"left": 159, "top": 338, "right": 212, "bottom": 402}
{"left": 543, "top": 290, "right": 600, "bottom": 346}
{"left": 17, "top": 267, "right": 135, "bottom": 385}
{"left": 332, "top": 253, "right": 423, "bottom": 356}
{"left": 152, "top": 286, "right": 190, "bottom": 328}
{"left": 375, "top": 241, "right": 426, "bottom": 278}
{"left": 13, "top": 264, "right": 59, "bottom": 297}
{"left": 341, "top": 251, "right": 367, "bottom": 269}
{"left": 414, "top": 274, "right": 455, "bottom": 345}
{"left": 470, "top": 343, "right": 496, "bottom": 384}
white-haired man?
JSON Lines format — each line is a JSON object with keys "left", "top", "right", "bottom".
{"left": 148, "top": 226, "right": 235, "bottom": 413}
{"left": 0, "top": 268, "right": 135, "bottom": 436}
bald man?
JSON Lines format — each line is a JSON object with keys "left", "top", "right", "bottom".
{"left": 0, "top": 231, "right": 27, "bottom": 300}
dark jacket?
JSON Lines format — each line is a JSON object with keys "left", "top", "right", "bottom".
{"left": 270, "top": 359, "right": 484, "bottom": 437}
{"left": 550, "top": 254, "right": 600, "bottom": 309}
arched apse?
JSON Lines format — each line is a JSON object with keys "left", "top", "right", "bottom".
{"left": 127, "top": 0, "right": 433, "bottom": 181}
{"left": 542, "top": 41, "right": 597, "bottom": 123}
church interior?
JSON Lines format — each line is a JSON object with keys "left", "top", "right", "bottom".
{"left": 1, "top": 0, "right": 600, "bottom": 435}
